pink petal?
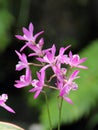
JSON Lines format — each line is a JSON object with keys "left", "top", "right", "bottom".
{"left": 78, "top": 58, "right": 87, "bottom": 64}
{"left": 29, "top": 22, "right": 34, "bottom": 33}
{"left": 34, "top": 31, "right": 44, "bottom": 40}
{"left": 46, "top": 52, "right": 52, "bottom": 62}
{"left": 72, "top": 82, "right": 78, "bottom": 90}
{"left": 52, "top": 44, "right": 56, "bottom": 56}
{"left": 36, "top": 57, "right": 45, "bottom": 62}
{"left": 29, "top": 45, "right": 39, "bottom": 52}
{"left": 23, "top": 27, "right": 30, "bottom": 38}
{"left": 72, "top": 55, "right": 79, "bottom": 64}
{"left": 36, "top": 72, "right": 41, "bottom": 80}
{"left": 14, "top": 82, "right": 25, "bottom": 88}
{"left": 41, "top": 70, "right": 45, "bottom": 81}
{"left": 40, "top": 64, "right": 50, "bottom": 72}
{"left": 0, "top": 100, "right": 4, "bottom": 104}
{"left": 59, "top": 88, "right": 65, "bottom": 97}
{"left": 15, "top": 35, "right": 25, "bottom": 40}
{"left": 63, "top": 97, "right": 73, "bottom": 104}
{"left": 20, "top": 43, "right": 28, "bottom": 52}
{"left": 22, "top": 53, "right": 28, "bottom": 63}
{"left": 1, "top": 104, "right": 15, "bottom": 113}
{"left": 64, "top": 45, "right": 71, "bottom": 51}
{"left": 59, "top": 47, "right": 65, "bottom": 55}
{"left": 15, "top": 50, "right": 21, "bottom": 60}
{"left": 34, "top": 90, "right": 41, "bottom": 99}
{"left": 29, "top": 87, "right": 37, "bottom": 92}
{"left": 29, "top": 53, "right": 38, "bottom": 57}
{"left": 25, "top": 68, "right": 32, "bottom": 82}
{"left": 78, "top": 65, "right": 88, "bottom": 69}
{"left": 38, "top": 38, "right": 44, "bottom": 47}
{"left": 69, "top": 51, "right": 73, "bottom": 59}
{"left": 15, "top": 50, "right": 27, "bottom": 63}
{"left": 70, "top": 70, "right": 80, "bottom": 81}
{"left": 59, "top": 45, "right": 71, "bottom": 55}
{"left": 16, "top": 63, "right": 25, "bottom": 71}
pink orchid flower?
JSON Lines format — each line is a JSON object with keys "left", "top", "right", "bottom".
{"left": 37, "top": 44, "right": 71, "bottom": 72}
{"left": 55, "top": 68, "right": 67, "bottom": 82}
{"left": 15, "top": 23, "right": 44, "bottom": 51}
{"left": 29, "top": 71, "right": 45, "bottom": 99}
{"left": 56, "top": 45, "right": 71, "bottom": 64}
{"left": 14, "top": 68, "right": 32, "bottom": 88}
{"left": 15, "top": 50, "right": 29, "bottom": 71}
{"left": 58, "top": 70, "right": 80, "bottom": 104}
{"left": 28, "top": 38, "right": 44, "bottom": 57}
{"left": 37, "top": 44, "right": 58, "bottom": 72}
{"left": 68, "top": 51, "right": 88, "bottom": 69}
{"left": 0, "top": 94, "right": 15, "bottom": 113}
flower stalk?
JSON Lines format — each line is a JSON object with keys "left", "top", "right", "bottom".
{"left": 42, "top": 91, "right": 53, "bottom": 130}
{"left": 14, "top": 22, "right": 88, "bottom": 130}
{"left": 58, "top": 97, "right": 63, "bottom": 130}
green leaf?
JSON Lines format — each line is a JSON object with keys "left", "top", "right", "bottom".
{"left": 0, "top": 9, "right": 14, "bottom": 53}
{"left": 40, "top": 40, "right": 98, "bottom": 130}
{"left": 0, "top": 121, "right": 24, "bottom": 130}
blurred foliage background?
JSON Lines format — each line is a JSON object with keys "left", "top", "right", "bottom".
{"left": 0, "top": 0, "right": 98, "bottom": 130}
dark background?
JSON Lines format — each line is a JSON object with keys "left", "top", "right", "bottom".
{"left": 0, "top": 0, "right": 98, "bottom": 130}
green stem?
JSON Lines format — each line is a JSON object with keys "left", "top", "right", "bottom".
{"left": 43, "top": 91, "right": 53, "bottom": 130}
{"left": 58, "top": 97, "right": 63, "bottom": 130}
{"left": 57, "top": 67, "right": 72, "bottom": 130}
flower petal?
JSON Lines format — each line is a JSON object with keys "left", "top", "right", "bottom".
{"left": 63, "top": 97, "right": 73, "bottom": 104}
{"left": 69, "top": 70, "right": 80, "bottom": 81}
{"left": 1, "top": 103, "right": 15, "bottom": 113}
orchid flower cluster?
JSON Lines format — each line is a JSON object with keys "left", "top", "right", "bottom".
{"left": 14, "top": 22, "right": 87, "bottom": 104}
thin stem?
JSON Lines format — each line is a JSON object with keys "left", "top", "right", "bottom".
{"left": 42, "top": 91, "right": 53, "bottom": 130}
{"left": 57, "top": 67, "right": 72, "bottom": 130}
{"left": 58, "top": 97, "right": 63, "bottom": 130}
{"left": 47, "top": 74, "right": 56, "bottom": 82}
{"left": 29, "top": 62, "right": 43, "bottom": 67}
{"left": 44, "top": 84, "right": 59, "bottom": 90}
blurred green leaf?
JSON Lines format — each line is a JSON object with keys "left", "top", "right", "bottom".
{"left": 0, "top": 9, "right": 14, "bottom": 52}
{"left": 40, "top": 40, "right": 98, "bottom": 130}
{"left": 0, "top": 121, "right": 24, "bottom": 130}
{"left": 86, "top": 113, "right": 98, "bottom": 130}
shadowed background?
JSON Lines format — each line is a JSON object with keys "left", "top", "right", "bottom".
{"left": 0, "top": 0, "right": 98, "bottom": 130}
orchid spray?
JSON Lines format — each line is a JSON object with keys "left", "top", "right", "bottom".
{"left": 15, "top": 23, "right": 87, "bottom": 130}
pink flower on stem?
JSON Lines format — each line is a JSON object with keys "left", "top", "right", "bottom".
{"left": 55, "top": 68, "right": 67, "bottom": 82}
{"left": 68, "top": 51, "right": 88, "bottom": 69}
{"left": 37, "top": 44, "right": 58, "bottom": 72}
{"left": 56, "top": 45, "right": 71, "bottom": 64}
{"left": 14, "top": 68, "right": 32, "bottom": 88}
{"left": 15, "top": 50, "right": 29, "bottom": 71}
{"left": 15, "top": 23, "right": 44, "bottom": 51}
{"left": 14, "top": 22, "right": 88, "bottom": 107}
{"left": 58, "top": 70, "right": 80, "bottom": 104}
{"left": 0, "top": 94, "right": 15, "bottom": 113}
{"left": 28, "top": 38, "right": 44, "bottom": 57}
{"left": 37, "top": 44, "right": 71, "bottom": 73}
{"left": 29, "top": 70, "right": 45, "bottom": 99}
